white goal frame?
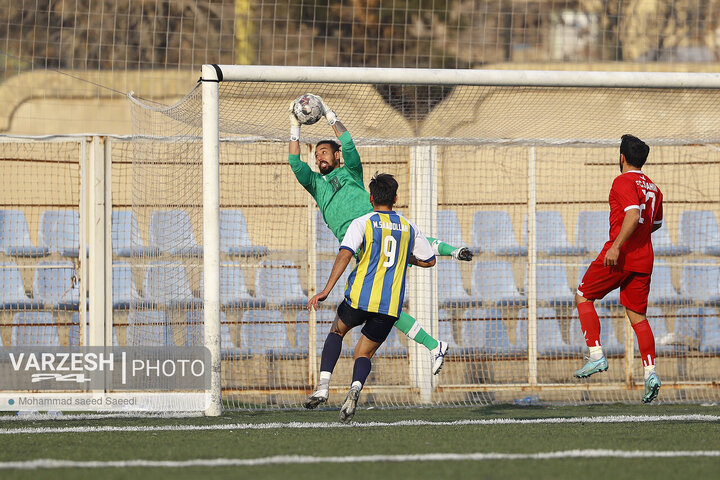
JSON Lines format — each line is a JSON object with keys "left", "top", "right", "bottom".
{"left": 200, "top": 65, "right": 720, "bottom": 415}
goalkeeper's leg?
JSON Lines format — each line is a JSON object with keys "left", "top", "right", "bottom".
{"left": 427, "top": 236, "right": 472, "bottom": 261}
{"left": 394, "top": 311, "right": 448, "bottom": 375}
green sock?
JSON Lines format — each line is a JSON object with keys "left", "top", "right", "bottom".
{"left": 427, "top": 236, "right": 457, "bottom": 257}
{"left": 394, "top": 311, "right": 439, "bottom": 351}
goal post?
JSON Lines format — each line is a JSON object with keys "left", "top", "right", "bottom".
{"left": 127, "top": 64, "right": 720, "bottom": 409}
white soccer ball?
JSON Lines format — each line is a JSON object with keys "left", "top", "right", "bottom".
{"left": 292, "top": 93, "right": 323, "bottom": 125}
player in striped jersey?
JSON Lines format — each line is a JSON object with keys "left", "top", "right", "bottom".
{"left": 308, "top": 173, "right": 436, "bottom": 423}
{"left": 289, "top": 95, "right": 468, "bottom": 391}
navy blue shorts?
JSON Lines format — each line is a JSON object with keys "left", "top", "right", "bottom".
{"left": 337, "top": 300, "right": 396, "bottom": 344}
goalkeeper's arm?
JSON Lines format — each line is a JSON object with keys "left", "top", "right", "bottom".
{"left": 317, "top": 96, "right": 347, "bottom": 137}
{"left": 288, "top": 101, "right": 301, "bottom": 155}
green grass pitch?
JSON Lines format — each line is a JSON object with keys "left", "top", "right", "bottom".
{"left": 0, "top": 403, "right": 719, "bottom": 479}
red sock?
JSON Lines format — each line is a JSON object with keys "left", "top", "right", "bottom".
{"left": 632, "top": 319, "right": 656, "bottom": 367}
{"left": 577, "top": 302, "right": 601, "bottom": 348}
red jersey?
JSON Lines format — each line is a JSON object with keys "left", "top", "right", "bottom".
{"left": 599, "top": 170, "right": 663, "bottom": 274}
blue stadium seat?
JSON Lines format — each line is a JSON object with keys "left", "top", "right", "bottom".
{"left": 575, "top": 211, "right": 609, "bottom": 255}
{"left": 67, "top": 313, "right": 119, "bottom": 347}
{"left": 527, "top": 260, "right": 574, "bottom": 306}
{"left": 699, "top": 308, "right": 720, "bottom": 353}
{"left": 569, "top": 307, "right": 623, "bottom": 356}
{"left": 461, "top": 308, "right": 521, "bottom": 355}
{"left": 471, "top": 211, "right": 526, "bottom": 256}
{"left": 316, "top": 260, "right": 351, "bottom": 307}
{"left": 11, "top": 312, "right": 60, "bottom": 346}
{"left": 674, "top": 307, "right": 704, "bottom": 351}
{"left": 316, "top": 210, "right": 340, "bottom": 255}
{"left": 437, "top": 260, "right": 472, "bottom": 307}
{"left": 648, "top": 260, "right": 686, "bottom": 305}
{"left": 680, "top": 261, "right": 720, "bottom": 305}
{"left": 149, "top": 209, "right": 203, "bottom": 256}
{"left": 0, "top": 262, "right": 40, "bottom": 310}
{"left": 254, "top": 261, "right": 306, "bottom": 308}
{"left": 651, "top": 223, "right": 690, "bottom": 256}
{"left": 678, "top": 210, "right": 720, "bottom": 255}
{"left": 112, "top": 211, "right": 159, "bottom": 257}
{"left": 240, "top": 309, "right": 293, "bottom": 356}
{"left": 295, "top": 310, "right": 337, "bottom": 356}
{"left": 438, "top": 309, "right": 461, "bottom": 350}
{"left": 438, "top": 209, "right": 466, "bottom": 248}
{"left": 39, "top": 210, "right": 81, "bottom": 257}
{"left": 142, "top": 261, "right": 201, "bottom": 308}
{"left": 220, "top": 209, "right": 268, "bottom": 257}
{"left": 126, "top": 311, "right": 174, "bottom": 346}
{"left": 0, "top": 210, "right": 48, "bottom": 257}
{"left": 33, "top": 260, "right": 80, "bottom": 310}
{"left": 184, "top": 311, "right": 238, "bottom": 357}
{"left": 200, "top": 264, "right": 264, "bottom": 308}
{"left": 112, "top": 261, "right": 139, "bottom": 309}
{"left": 576, "top": 260, "right": 620, "bottom": 306}
{"left": 526, "top": 211, "right": 587, "bottom": 256}
{"left": 470, "top": 261, "right": 527, "bottom": 306}
{"left": 516, "top": 308, "right": 575, "bottom": 355}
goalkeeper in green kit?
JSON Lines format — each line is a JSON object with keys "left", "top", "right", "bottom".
{"left": 288, "top": 95, "right": 473, "bottom": 408}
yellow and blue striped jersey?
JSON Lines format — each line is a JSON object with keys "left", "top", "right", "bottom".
{"left": 340, "top": 210, "right": 435, "bottom": 317}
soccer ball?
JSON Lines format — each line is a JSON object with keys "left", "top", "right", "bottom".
{"left": 292, "top": 94, "right": 324, "bottom": 125}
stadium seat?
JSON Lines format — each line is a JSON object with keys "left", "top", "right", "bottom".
{"left": 437, "top": 260, "right": 472, "bottom": 307}
{"left": 461, "top": 308, "right": 522, "bottom": 355}
{"left": 316, "top": 260, "right": 351, "bottom": 306}
{"left": 648, "top": 260, "right": 686, "bottom": 305}
{"left": 525, "top": 211, "right": 587, "bottom": 256}
{"left": 126, "top": 310, "right": 174, "bottom": 346}
{"left": 438, "top": 309, "right": 461, "bottom": 350}
{"left": 516, "top": 308, "right": 574, "bottom": 355}
{"left": 112, "top": 211, "right": 160, "bottom": 257}
{"left": 68, "top": 313, "right": 120, "bottom": 347}
{"left": 471, "top": 211, "right": 527, "bottom": 256}
{"left": 0, "top": 210, "right": 48, "bottom": 257}
{"left": 678, "top": 210, "right": 720, "bottom": 255}
{"left": 112, "top": 261, "right": 139, "bottom": 309}
{"left": 142, "top": 261, "right": 201, "bottom": 308}
{"left": 673, "top": 307, "right": 704, "bottom": 351}
{"left": 568, "top": 307, "right": 623, "bottom": 356}
{"left": 11, "top": 312, "right": 61, "bottom": 346}
{"left": 470, "top": 261, "right": 527, "bottom": 306}
{"left": 240, "top": 309, "right": 293, "bottom": 356}
{"left": 438, "top": 209, "right": 466, "bottom": 248}
{"left": 699, "top": 308, "right": 720, "bottom": 353}
{"left": 219, "top": 209, "right": 268, "bottom": 257}
{"left": 200, "top": 264, "right": 264, "bottom": 309}
{"left": 184, "top": 311, "right": 239, "bottom": 357}
{"left": 254, "top": 260, "right": 307, "bottom": 308}
{"left": 651, "top": 223, "right": 690, "bottom": 256}
{"left": 680, "top": 261, "right": 720, "bottom": 305}
{"left": 526, "top": 260, "right": 574, "bottom": 306}
{"left": 575, "top": 211, "right": 609, "bottom": 255}
{"left": 38, "top": 210, "right": 81, "bottom": 257}
{"left": 295, "top": 310, "right": 337, "bottom": 356}
{"left": 0, "top": 262, "right": 40, "bottom": 310}
{"left": 316, "top": 210, "right": 340, "bottom": 255}
{"left": 33, "top": 260, "right": 80, "bottom": 310}
{"left": 576, "top": 260, "right": 620, "bottom": 306}
{"left": 148, "top": 209, "right": 203, "bottom": 256}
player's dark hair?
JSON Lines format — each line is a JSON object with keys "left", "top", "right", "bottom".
{"left": 368, "top": 172, "right": 398, "bottom": 208}
{"left": 620, "top": 134, "right": 650, "bottom": 169}
{"left": 316, "top": 139, "right": 340, "bottom": 153}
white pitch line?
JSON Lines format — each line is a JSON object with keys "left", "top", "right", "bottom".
{"left": 1, "top": 450, "right": 720, "bottom": 469}
{"left": 0, "top": 414, "right": 718, "bottom": 435}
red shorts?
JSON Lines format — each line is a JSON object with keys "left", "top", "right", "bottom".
{"left": 577, "top": 259, "right": 651, "bottom": 314}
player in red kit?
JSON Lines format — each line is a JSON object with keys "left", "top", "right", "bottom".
{"left": 574, "top": 134, "right": 663, "bottom": 403}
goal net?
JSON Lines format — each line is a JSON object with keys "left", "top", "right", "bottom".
{"left": 129, "top": 66, "right": 720, "bottom": 410}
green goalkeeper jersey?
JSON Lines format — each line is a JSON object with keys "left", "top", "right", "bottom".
{"left": 289, "top": 131, "right": 372, "bottom": 241}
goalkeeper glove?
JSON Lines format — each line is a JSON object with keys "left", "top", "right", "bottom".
{"left": 288, "top": 101, "right": 301, "bottom": 141}
{"left": 451, "top": 247, "right": 473, "bottom": 262}
{"left": 316, "top": 95, "right": 338, "bottom": 126}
